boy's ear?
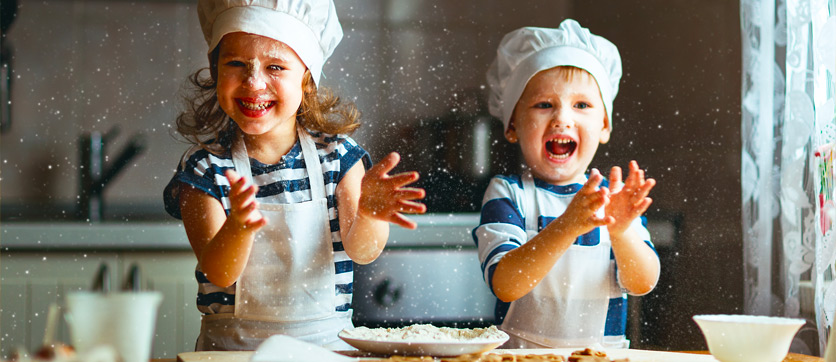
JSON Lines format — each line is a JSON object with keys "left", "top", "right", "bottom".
{"left": 599, "top": 115, "right": 611, "bottom": 144}
{"left": 505, "top": 119, "right": 519, "bottom": 143}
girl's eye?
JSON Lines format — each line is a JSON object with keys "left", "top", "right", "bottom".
{"left": 533, "top": 102, "right": 553, "bottom": 109}
{"left": 575, "top": 102, "right": 590, "bottom": 109}
{"left": 224, "top": 60, "right": 245, "bottom": 67}
{"left": 268, "top": 65, "right": 285, "bottom": 71}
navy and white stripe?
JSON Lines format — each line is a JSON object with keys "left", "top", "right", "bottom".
{"left": 472, "top": 174, "right": 655, "bottom": 338}
{"left": 164, "top": 129, "right": 371, "bottom": 317}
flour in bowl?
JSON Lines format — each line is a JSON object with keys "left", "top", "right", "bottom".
{"left": 341, "top": 324, "right": 507, "bottom": 342}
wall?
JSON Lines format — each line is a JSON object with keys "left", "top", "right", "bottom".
{"left": 568, "top": 1, "right": 744, "bottom": 350}
{"left": 0, "top": 0, "right": 743, "bottom": 351}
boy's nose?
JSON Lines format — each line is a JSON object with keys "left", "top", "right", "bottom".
{"left": 552, "top": 109, "right": 574, "bottom": 129}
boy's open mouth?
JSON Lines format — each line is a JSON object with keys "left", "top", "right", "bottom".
{"left": 546, "top": 138, "right": 576, "bottom": 159}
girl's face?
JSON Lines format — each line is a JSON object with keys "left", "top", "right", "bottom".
{"left": 216, "top": 32, "right": 307, "bottom": 138}
{"left": 506, "top": 67, "right": 610, "bottom": 185}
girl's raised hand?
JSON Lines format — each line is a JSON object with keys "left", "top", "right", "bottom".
{"left": 224, "top": 169, "right": 267, "bottom": 231}
{"left": 560, "top": 168, "right": 613, "bottom": 236}
{"left": 359, "top": 152, "right": 427, "bottom": 229}
{"left": 605, "top": 161, "right": 655, "bottom": 236}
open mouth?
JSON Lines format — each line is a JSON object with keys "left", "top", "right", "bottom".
{"left": 546, "top": 138, "right": 576, "bottom": 159}
{"left": 237, "top": 99, "right": 275, "bottom": 111}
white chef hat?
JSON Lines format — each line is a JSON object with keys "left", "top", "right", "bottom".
{"left": 487, "top": 19, "right": 622, "bottom": 131}
{"left": 198, "top": 0, "right": 343, "bottom": 87}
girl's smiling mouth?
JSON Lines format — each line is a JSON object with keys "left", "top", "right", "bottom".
{"left": 236, "top": 98, "right": 276, "bottom": 117}
{"left": 545, "top": 137, "right": 577, "bottom": 160}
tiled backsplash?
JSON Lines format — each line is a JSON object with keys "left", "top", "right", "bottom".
{"left": 0, "top": 0, "right": 568, "bottom": 217}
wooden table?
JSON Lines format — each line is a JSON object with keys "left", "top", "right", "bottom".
{"left": 157, "top": 350, "right": 825, "bottom": 362}
{"left": 684, "top": 351, "right": 822, "bottom": 362}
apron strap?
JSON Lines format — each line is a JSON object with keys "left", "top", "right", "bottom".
{"left": 297, "top": 128, "right": 326, "bottom": 200}
{"left": 232, "top": 135, "right": 254, "bottom": 186}
{"left": 521, "top": 170, "right": 538, "bottom": 236}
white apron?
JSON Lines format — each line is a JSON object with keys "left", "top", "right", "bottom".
{"left": 196, "top": 128, "right": 353, "bottom": 351}
{"left": 499, "top": 171, "right": 621, "bottom": 349}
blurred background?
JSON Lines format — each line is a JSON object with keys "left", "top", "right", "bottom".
{"left": 0, "top": 0, "right": 743, "bottom": 352}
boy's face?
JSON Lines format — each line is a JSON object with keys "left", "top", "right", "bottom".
{"left": 216, "top": 32, "right": 307, "bottom": 138}
{"left": 506, "top": 67, "right": 610, "bottom": 185}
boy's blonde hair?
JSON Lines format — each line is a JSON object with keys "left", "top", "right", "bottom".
{"left": 174, "top": 48, "right": 361, "bottom": 154}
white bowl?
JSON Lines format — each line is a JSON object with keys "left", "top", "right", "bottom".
{"left": 693, "top": 314, "right": 804, "bottom": 362}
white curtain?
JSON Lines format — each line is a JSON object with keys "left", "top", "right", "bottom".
{"left": 741, "top": 0, "right": 836, "bottom": 354}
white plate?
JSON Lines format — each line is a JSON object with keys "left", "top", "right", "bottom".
{"left": 338, "top": 329, "right": 509, "bottom": 357}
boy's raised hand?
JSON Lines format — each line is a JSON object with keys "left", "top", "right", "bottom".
{"left": 359, "top": 152, "right": 427, "bottom": 229}
{"left": 561, "top": 168, "right": 613, "bottom": 236}
{"left": 605, "top": 161, "right": 655, "bottom": 236}
{"left": 224, "top": 169, "right": 267, "bottom": 230}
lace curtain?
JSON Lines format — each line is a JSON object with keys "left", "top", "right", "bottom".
{"left": 741, "top": 0, "right": 836, "bottom": 354}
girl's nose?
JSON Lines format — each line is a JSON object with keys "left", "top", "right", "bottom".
{"left": 244, "top": 68, "right": 267, "bottom": 90}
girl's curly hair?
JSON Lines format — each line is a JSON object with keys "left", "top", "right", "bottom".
{"left": 175, "top": 47, "right": 361, "bottom": 154}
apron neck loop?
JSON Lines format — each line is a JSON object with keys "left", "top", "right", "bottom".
{"left": 230, "top": 127, "right": 327, "bottom": 201}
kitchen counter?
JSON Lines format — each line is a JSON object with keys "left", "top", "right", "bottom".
{"left": 1, "top": 222, "right": 191, "bottom": 251}
{"left": 0, "top": 214, "right": 481, "bottom": 251}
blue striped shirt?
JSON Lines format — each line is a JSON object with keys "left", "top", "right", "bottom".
{"left": 472, "top": 174, "right": 655, "bottom": 337}
{"left": 164, "top": 129, "right": 370, "bottom": 318}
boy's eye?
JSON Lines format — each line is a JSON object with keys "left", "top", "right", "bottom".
{"left": 575, "top": 102, "right": 590, "bottom": 109}
{"left": 224, "top": 60, "right": 245, "bottom": 67}
{"left": 533, "top": 102, "right": 553, "bottom": 109}
{"left": 267, "top": 65, "right": 285, "bottom": 71}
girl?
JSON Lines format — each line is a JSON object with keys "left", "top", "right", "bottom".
{"left": 164, "top": 0, "right": 426, "bottom": 350}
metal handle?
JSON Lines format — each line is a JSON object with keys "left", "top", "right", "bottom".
{"left": 122, "top": 263, "right": 142, "bottom": 292}
{"left": 91, "top": 263, "right": 110, "bottom": 293}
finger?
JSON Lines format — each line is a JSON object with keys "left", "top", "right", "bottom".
{"left": 643, "top": 178, "right": 656, "bottom": 191}
{"left": 632, "top": 162, "right": 647, "bottom": 184}
{"left": 227, "top": 172, "right": 253, "bottom": 196}
{"left": 396, "top": 187, "right": 426, "bottom": 201}
{"left": 390, "top": 213, "right": 418, "bottom": 230}
{"left": 231, "top": 184, "right": 258, "bottom": 206}
{"left": 633, "top": 197, "right": 653, "bottom": 215}
{"left": 588, "top": 188, "right": 610, "bottom": 210}
{"left": 589, "top": 215, "right": 613, "bottom": 228}
{"left": 388, "top": 171, "right": 421, "bottom": 187}
{"left": 225, "top": 169, "right": 242, "bottom": 183}
{"left": 397, "top": 200, "right": 427, "bottom": 214}
{"left": 633, "top": 178, "right": 655, "bottom": 198}
{"left": 368, "top": 152, "right": 401, "bottom": 178}
{"left": 227, "top": 169, "right": 252, "bottom": 191}
{"left": 244, "top": 215, "right": 268, "bottom": 230}
{"left": 583, "top": 169, "right": 604, "bottom": 192}
{"left": 609, "top": 166, "right": 623, "bottom": 193}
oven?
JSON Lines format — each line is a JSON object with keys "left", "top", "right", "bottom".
{"left": 351, "top": 213, "right": 496, "bottom": 328}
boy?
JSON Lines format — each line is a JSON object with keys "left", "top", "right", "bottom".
{"left": 474, "top": 19, "right": 660, "bottom": 349}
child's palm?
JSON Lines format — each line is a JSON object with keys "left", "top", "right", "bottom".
{"left": 225, "top": 169, "right": 266, "bottom": 230}
{"left": 605, "top": 161, "right": 655, "bottom": 236}
{"left": 359, "top": 152, "right": 426, "bottom": 229}
{"left": 562, "top": 169, "right": 612, "bottom": 236}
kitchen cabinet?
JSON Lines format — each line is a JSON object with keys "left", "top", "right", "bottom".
{"left": 0, "top": 232, "right": 199, "bottom": 360}
{"left": 1, "top": 251, "right": 119, "bottom": 358}
{"left": 119, "top": 252, "right": 200, "bottom": 359}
